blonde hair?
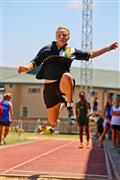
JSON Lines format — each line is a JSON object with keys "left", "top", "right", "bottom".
{"left": 3, "top": 93, "right": 12, "bottom": 101}
{"left": 56, "top": 26, "right": 70, "bottom": 34}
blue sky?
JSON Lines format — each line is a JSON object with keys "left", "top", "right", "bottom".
{"left": 0, "top": 0, "right": 119, "bottom": 71}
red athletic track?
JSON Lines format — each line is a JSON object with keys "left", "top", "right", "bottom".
{"left": 0, "top": 139, "right": 108, "bottom": 179}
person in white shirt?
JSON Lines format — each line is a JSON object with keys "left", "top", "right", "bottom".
{"left": 111, "top": 94, "right": 120, "bottom": 148}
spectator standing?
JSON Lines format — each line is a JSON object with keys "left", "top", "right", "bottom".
{"left": 98, "top": 93, "right": 113, "bottom": 147}
{"left": 95, "top": 114, "right": 104, "bottom": 139}
{"left": 92, "top": 96, "right": 98, "bottom": 114}
{"left": 0, "top": 93, "right": 13, "bottom": 145}
{"left": 75, "top": 92, "right": 91, "bottom": 148}
{"left": 111, "top": 94, "right": 120, "bottom": 148}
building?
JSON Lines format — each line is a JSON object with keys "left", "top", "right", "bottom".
{"left": 0, "top": 66, "right": 120, "bottom": 121}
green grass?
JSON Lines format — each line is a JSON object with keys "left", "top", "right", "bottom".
{"left": 5, "top": 132, "right": 39, "bottom": 145}
{"left": 4, "top": 131, "right": 79, "bottom": 145}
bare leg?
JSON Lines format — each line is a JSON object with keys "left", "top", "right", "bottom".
{"left": 46, "top": 73, "right": 74, "bottom": 127}
{"left": 47, "top": 103, "right": 61, "bottom": 128}
{"left": 85, "top": 125, "right": 90, "bottom": 146}
{"left": 112, "top": 129, "right": 117, "bottom": 147}
{"left": 60, "top": 72, "right": 74, "bottom": 103}
{"left": 117, "top": 130, "right": 120, "bottom": 149}
{"left": 60, "top": 73, "right": 76, "bottom": 120}
{"left": 4, "top": 126, "right": 10, "bottom": 138}
{"left": 99, "top": 126, "right": 108, "bottom": 145}
{"left": 79, "top": 125, "right": 83, "bottom": 147}
{"left": 1, "top": 126, "right": 10, "bottom": 145}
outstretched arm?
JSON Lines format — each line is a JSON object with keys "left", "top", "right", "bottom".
{"left": 90, "top": 42, "right": 118, "bottom": 58}
{"left": 18, "top": 61, "right": 35, "bottom": 73}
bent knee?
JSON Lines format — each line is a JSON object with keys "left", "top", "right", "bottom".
{"left": 61, "top": 72, "right": 73, "bottom": 79}
{"left": 47, "top": 104, "right": 60, "bottom": 126}
{"left": 60, "top": 73, "right": 73, "bottom": 84}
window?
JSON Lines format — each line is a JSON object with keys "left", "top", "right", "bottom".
{"left": 90, "top": 91, "right": 98, "bottom": 96}
{"left": 0, "top": 84, "right": 5, "bottom": 93}
{"left": 28, "top": 87, "right": 41, "bottom": 94}
{"left": 22, "top": 106, "right": 28, "bottom": 117}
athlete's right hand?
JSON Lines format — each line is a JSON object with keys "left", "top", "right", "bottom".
{"left": 18, "top": 66, "right": 29, "bottom": 73}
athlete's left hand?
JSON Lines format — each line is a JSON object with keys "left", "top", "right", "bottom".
{"left": 108, "top": 42, "right": 119, "bottom": 51}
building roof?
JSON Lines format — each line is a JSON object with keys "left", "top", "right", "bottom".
{"left": 0, "top": 66, "right": 120, "bottom": 89}
{"left": 0, "top": 66, "right": 44, "bottom": 84}
{"left": 71, "top": 67, "right": 120, "bottom": 89}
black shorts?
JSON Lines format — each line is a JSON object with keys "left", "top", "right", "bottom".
{"left": 0, "top": 121, "right": 11, "bottom": 126}
{"left": 112, "top": 125, "right": 120, "bottom": 131}
{"left": 97, "top": 124, "right": 103, "bottom": 134}
{"left": 43, "top": 81, "right": 66, "bottom": 108}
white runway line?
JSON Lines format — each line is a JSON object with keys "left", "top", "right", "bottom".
{"left": 2, "top": 141, "right": 73, "bottom": 174}
{"left": 0, "top": 138, "right": 48, "bottom": 149}
{"left": 12, "top": 169, "right": 108, "bottom": 178}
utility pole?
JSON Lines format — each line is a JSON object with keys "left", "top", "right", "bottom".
{"left": 80, "top": 0, "right": 93, "bottom": 100}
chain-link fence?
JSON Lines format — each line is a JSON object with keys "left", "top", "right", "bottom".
{"left": 11, "top": 118, "right": 97, "bottom": 135}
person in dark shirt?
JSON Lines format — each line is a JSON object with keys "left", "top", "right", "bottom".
{"left": 96, "top": 114, "right": 104, "bottom": 139}
{"left": 75, "top": 92, "right": 91, "bottom": 148}
{"left": 92, "top": 96, "right": 98, "bottom": 113}
{"left": 18, "top": 26, "right": 118, "bottom": 129}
